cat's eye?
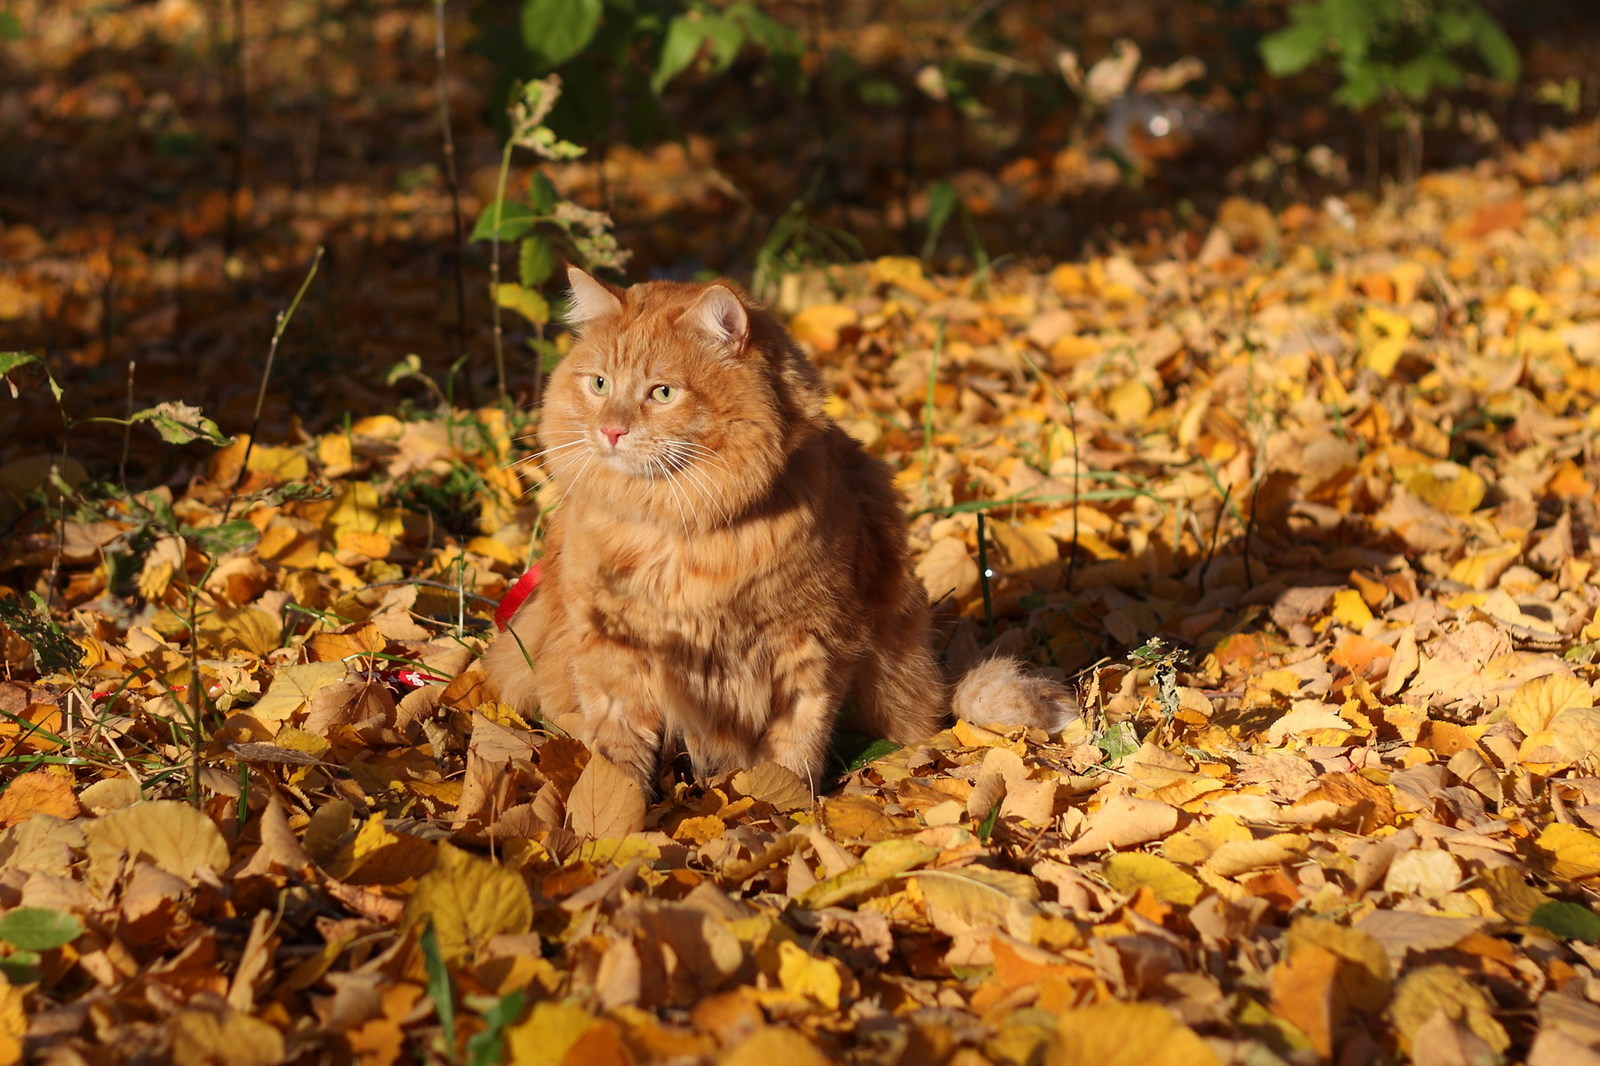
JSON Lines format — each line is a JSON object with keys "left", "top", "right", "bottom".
{"left": 650, "top": 384, "right": 677, "bottom": 404}
{"left": 589, "top": 375, "right": 610, "bottom": 395}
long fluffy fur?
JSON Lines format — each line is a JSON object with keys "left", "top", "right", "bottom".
{"left": 483, "top": 268, "right": 1076, "bottom": 790}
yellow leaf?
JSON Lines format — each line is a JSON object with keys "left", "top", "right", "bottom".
{"left": 567, "top": 753, "right": 647, "bottom": 839}
{"left": 324, "top": 481, "right": 404, "bottom": 541}
{"left": 1389, "top": 261, "right": 1427, "bottom": 305}
{"left": 1330, "top": 589, "right": 1374, "bottom": 630}
{"left": 1101, "top": 853, "right": 1202, "bottom": 906}
{"left": 1358, "top": 306, "right": 1412, "bottom": 377}
{"left": 318, "top": 432, "right": 354, "bottom": 475}
{"left": 1362, "top": 335, "right": 1406, "bottom": 377}
{"left": 1504, "top": 284, "right": 1546, "bottom": 316}
{"left": 915, "top": 867, "right": 1037, "bottom": 937}
{"left": 721, "top": 1027, "right": 830, "bottom": 1066}
{"left": 1105, "top": 380, "right": 1153, "bottom": 426}
{"left": 1045, "top": 1001, "right": 1220, "bottom": 1066}
{"left": 84, "top": 800, "right": 229, "bottom": 891}
{"left": 1389, "top": 965, "right": 1509, "bottom": 1056}
{"left": 869, "top": 255, "right": 940, "bottom": 299}
{"left": 194, "top": 605, "right": 282, "bottom": 657}
{"left": 671, "top": 815, "right": 726, "bottom": 846}
{"left": 776, "top": 940, "right": 844, "bottom": 1009}
{"left": 788, "top": 304, "right": 857, "bottom": 351}
{"left": 335, "top": 527, "right": 391, "bottom": 560}
{"left": 249, "top": 661, "right": 348, "bottom": 726}
{"left": 1204, "top": 834, "right": 1310, "bottom": 879}
{"left": 1446, "top": 542, "right": 1522, "bottom": 590}
{"left": 1477, "top": 866, "right": 1551, "bottom": 923}
{"left": 0, "top": 979, "right": 22, "bottom": 1066}
{"left": 495, "top": 282, "right": 550, "bottom": 326}
{"left": 1049, "top": 262, "right": 1088, "bottom": 297}
{"left": 1161, "top": 814, "right": 1252, "bottom": 865}
{"left": 329, "top": 813, "right": 436, "bottom": 886}
{"left": 1536, "top": 823, "right": 1600, "bottom": 880}
{"left": 1392, "top": 462, "right": 1485, "bottom": 515}
{"left": 797, "top": 838, "right": 937, "bottom": 909}
{"left": 403, "top": 843, "right": 532, "bottom": 964}
{"left": 244, "top": 444, "right": 309, "bottom": 480}
{"left": 1504, "top": 673, "right": 1593, "bottom": 735}
{"left": 989, "top": 520, "right": 1060, "bottom": 574}
{"left": 504, "top": 1001, "right": 598, "bottom": 1066}
{"left": 169, "top": 1008, "right": 285, "bottom": 1066}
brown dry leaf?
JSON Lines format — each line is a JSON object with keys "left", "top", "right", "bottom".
{"left": 916, "top": 535, "right": 979, "bottom": 602}
{"left": 1061, "top": 793, "right": 1181, "bottom": 855}
{"left": 568, "top": 752, "right": 648, "bottom": 839}
{"left": 0, "top": 769, "right": 79, "bottom": 826}
{"left": 403, "top": 843, "right": 532, "bottom": 964}
{"left": 168, "top": 1007, "right": 285, "bottom": 1066}
{"left": 306, "top": 621, "right": 385, "bottom": 663}
{"left": 1390, "top": 965, "right": 1510, "bottom": 1057}
{"left": 730, "top": 762, "right": 812, "bottom": 812}
{"left": 325, "top": 814, "right": 437, "bottom": 885}
{"left": 84, "top": 800, "right": 230, "bottom": 889}
{"left": 1270, "top": 939, "right": 1342, "bottom": 1057}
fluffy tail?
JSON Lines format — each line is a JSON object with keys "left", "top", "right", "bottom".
{"left": 951, "top": 658, "right": 1079, "bottom": 734}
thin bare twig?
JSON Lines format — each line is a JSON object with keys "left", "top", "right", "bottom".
{"left": 432, "top": 0, "right": 473, "bottom": 407}
{"left": 226, "top": 246, "right": 325, "bottom": 520}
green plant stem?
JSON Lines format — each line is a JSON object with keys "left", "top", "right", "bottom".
{"left": 976, "top": 510, "right": 994, "bottom": 643}
{"left": 922, "top": 320, "right": 943, "bottom": 499}
{"left": 227, "top": 245, "right": 324, "bottom": 521}
{"left": 489, "top": 140, "right": 515, "bottom": 408}
{"left": 431, "top": 0, "right": 472, "bottom": 409}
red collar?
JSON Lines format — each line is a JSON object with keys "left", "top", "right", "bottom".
{"left": 493, "top": 562, "right": 543, "bottom": 631}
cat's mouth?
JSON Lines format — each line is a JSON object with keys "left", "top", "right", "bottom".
{"left": 595, "top": 440, "right": 654, "bottom": 478}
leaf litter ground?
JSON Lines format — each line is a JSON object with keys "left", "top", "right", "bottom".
{"left": 9, "top": 7, "right": 1600, "bottom": 1066}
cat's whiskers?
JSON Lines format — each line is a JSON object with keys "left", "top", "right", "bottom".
{"left": 553, "top": 450, "right": 597, "bottom": 511}
{"left": 661, "top": 439, "right": 734, "bottom": 526}
{"left": 674, "top": 460, "right": 732, "bottom": 529}
{"left": 503, "top": 434, "right": 587, "bottom": 474}
{"left": 666, "top": 438, "right": 731, "bottom": 470}
{"left": 647, "top": 454, "right": 693, "bottom": 535}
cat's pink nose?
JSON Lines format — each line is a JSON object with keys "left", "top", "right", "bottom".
{"left": 601, "top": 426, "right": 628, "bottom": 447}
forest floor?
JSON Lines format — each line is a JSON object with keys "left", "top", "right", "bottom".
{"left": 6, "top": 1, "right": 1600, "bottom": 1064}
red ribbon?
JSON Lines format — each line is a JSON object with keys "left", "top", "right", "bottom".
{"left": 494, "top": 562, "right": 543, "bottom": 631}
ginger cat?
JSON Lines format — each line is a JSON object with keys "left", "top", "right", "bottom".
{"left": 483, "top": 267, "right": 1074, "bottom": 791}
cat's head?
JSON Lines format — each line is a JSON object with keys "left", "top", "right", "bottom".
{"left": 536, "top": 267, "right": 825, "bottom": 526}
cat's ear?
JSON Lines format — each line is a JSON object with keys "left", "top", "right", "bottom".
{"left": 687, "top": 285, "right": 750, "bottom": 356}
{"left": 565, "top": 266, "right": 623, "bottom": 327}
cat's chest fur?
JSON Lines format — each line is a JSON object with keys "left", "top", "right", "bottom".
{"left": 556, "top": 481, "right": 836, "bottom": 648}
